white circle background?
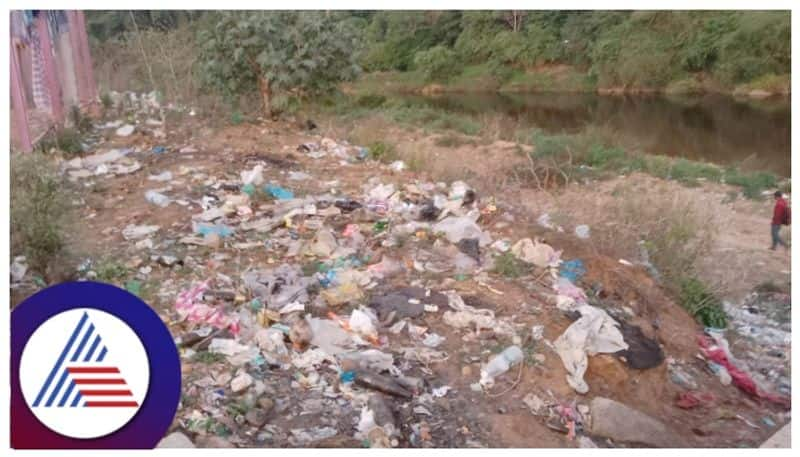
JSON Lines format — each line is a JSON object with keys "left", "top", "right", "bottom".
{"left": 19, "top": 308, "right": 150, "bottom": 439}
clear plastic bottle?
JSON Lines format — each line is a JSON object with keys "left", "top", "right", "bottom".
{"left": 480, "top": 345, "right": 524, "bottom": 386}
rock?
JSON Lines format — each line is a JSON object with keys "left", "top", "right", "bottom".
{"left": 157, "top": 431, "right": 195, "bottom": 448}
{"left": 231, "top": 373, "right": 253, "bottom": 393}
{"left": 245, "top": 409, "right": 269, "bottom": 428}
{"left": 258, "top": 397, "right": 275, "bottom": 412}
{"left": 588, "top": 397, "right": 683, "bottom": 448}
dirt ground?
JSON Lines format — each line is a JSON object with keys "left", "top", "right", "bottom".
{"left": 15, "top": 107, "right": 791, "bottom": 448}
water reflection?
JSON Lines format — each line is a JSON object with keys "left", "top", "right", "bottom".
{"left": 399, "top": 92, "right": 791, "bottom": 177}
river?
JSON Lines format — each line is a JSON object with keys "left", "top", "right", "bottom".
{"left": 397, "top": 92, "right": 791, "bottom": 177}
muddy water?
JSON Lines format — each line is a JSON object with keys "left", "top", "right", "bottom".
{"left": 397, "top": 92, "right": 791, "bottom": 177}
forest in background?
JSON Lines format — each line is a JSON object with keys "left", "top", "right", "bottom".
{"left": 87, "top": 10, "right": 790, "bottom": 97}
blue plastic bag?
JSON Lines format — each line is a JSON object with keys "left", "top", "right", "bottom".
{"left": 265, "top": 184, "right": 294, "bottom": 200}
{"left": 559, "top": 259, "right": 586, "bottom": 283}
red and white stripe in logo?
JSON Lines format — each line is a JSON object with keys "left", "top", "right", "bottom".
{"left": 69, "top": 366, "right": 138, "bottom": 407}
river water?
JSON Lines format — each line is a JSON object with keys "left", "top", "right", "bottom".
{"left": 397, "top": 92, "right": 791, "bottom": 177}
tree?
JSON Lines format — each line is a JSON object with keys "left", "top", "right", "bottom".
{"left": 197, "top": 11, "right": 361, "bottom": 115}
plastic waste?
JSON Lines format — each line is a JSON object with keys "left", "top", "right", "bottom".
{"left": 349, "top": 308, "right": 379, "bottom": 341}
{"left": 116, "top": 124, "right": 135, "bottom": 136}
{"left": 240, "top": 165, "right": 264, "bottom": 186}
{"left": 145, "top": 190, "right": 171, "bottom": 207}
{"left": 335, "top": 199, "right": 362, "bottom": 212}
{"left": 480, "top": 345, "right": 524, "bottom": 387}
{"left": 553, "top": 305, "right": 628, "bottom": 394}
{"left": 321, "top": 282, "right": 363, "bottom": 307}
{"left": 175, "top": 281, "right": 240, "bottom": 335}
{"left": 148, "top": 171, "right": 173, "bottom": 182}
{"left": 265, "top": 184, "right": 294, "bottom": 200}
{"left": 511, "top": 238, "right": 561, "bottom": 268}
{"left": 433, "top": 216, "right": 490, "bottom": 245}
{"left": 353, "top": 370, "right": 412, "bottom": 398}
{"left": 122, "top": 224, "right": 159, "bottom": 240}
{"left": 389, "top": 160, "right": 406, "bottom": 172}
{"left": 195, "top": 223, "right": 234, "bottom": 238}
{"left": 152, "top": 146, "right": 166, "bottom": 154}
{"left": 575, "top": 224, "right": 590, "bottom": 239}
{"left": 559, "top": 259, "right": 586, "bottom": 283}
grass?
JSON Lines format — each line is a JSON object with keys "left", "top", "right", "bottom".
{"left": 37, "top": 128, "right": 84, "bottom": 155}
{"left": 522, "top": 128, "right": 780, "bottom": 199}
{"left": 10, "top": 152, "right": 74, "bottom": 278}
{"left": 94, "top": 258, "right": 129, "bottom": 283}
{"left": 367, "top": 141, "right": 400, "bottom": 163}
{"left": 492, "top": 252, "right": 528, "bottom": 278}
{"left": 679, "top": 277, "right": 728, "bottom": 328}
{"left": 194, "top": 351, "right": 226, "bottom": 364}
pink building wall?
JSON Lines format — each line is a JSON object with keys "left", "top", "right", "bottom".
{"left": 10, "top": 10, "right": 96, "bottom": 152}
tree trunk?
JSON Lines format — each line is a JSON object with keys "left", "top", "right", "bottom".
{"left": 259, "top": 76, "right": 272, "bottom": 116}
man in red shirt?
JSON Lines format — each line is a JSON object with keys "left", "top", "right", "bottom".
{"left": 770, "top": 191, "right": 790, "bottom": 250}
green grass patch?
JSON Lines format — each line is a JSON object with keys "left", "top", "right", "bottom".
{"left": 367, "top": 141, "right": 399, "bottom": 163}
{"left": 38, "top": 128, "right": 84, "bottom": 155}
{"left": 492, "top": 252, "right": 528, "bottom": 278}
{"left": 679, "top": 277, "right": 727, "bottom": 328}
{"left": 193, "top": 351, "right": 226, "bottom": 364}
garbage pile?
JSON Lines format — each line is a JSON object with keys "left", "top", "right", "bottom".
{"left": 28, "top": 100, "right": 790, "bottom": 448}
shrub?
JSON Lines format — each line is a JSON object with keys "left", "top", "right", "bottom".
{"left": 10, "top": 153, "right": 74, "bottom": 277}
{"left": 413, "top": 45, "right": 459, "bottom": 82}
{"left": 679, "top": 277, "right": 727, "bottom": 328}
{"left": 38, "top": 128, "right": 84, "bottom": 156}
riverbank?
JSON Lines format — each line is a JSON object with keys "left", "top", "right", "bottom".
{"left": 313, "top": 94, "right": 789, "bottom": 195}
{"left": 346, "top": 67, "right": 791, "bottom": 99}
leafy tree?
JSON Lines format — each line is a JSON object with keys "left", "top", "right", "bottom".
{"left": 414, "top": 45, "right": 459, "bottom": 82}
{"left": 197, "top": 11, "right": 361, "bottom": 115}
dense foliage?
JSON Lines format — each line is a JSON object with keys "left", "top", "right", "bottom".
{"left": 87, "top": 10, "right": 790, "bottom": 94}
{"left": 196, "top": 11, "right": 361, "bottom": 114}
{"left": 361, "top": 10, "right": 790, "bottom": 89}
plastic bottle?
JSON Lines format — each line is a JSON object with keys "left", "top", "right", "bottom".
{"left": 480, "top": 345, "right": 524, "bottom": 386}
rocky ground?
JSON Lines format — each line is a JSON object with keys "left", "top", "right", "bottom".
{"left": 10, "top": 96, "right": 792, "bottom": 448}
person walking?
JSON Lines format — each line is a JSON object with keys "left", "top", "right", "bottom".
{"left": 770, "top": 191, "right": 790, "bottom": 250}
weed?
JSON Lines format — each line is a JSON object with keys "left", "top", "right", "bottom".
{"left": 94, "top": 259, "right": 129, "bottom": 283}
{"left": 100, "top": 92, "right": 113, "bottom": 111}
{"left": 38, "top": 128, "right": 84, "bottom": 156}
{"left": 355, "top": 93, "right": 387, "bottom": 108}
{"left": 492, "top": 252, "right": 527, "bottom": 278}
{"left": 368, "top": 141, "right": 399, "bottom": 163}
{"left": 10, "top": 153, "right": 73, "bottom": 277}
{"left": 679, "top": 277, "right": 727, "bottom": 328}
{"left": 193, "top": 351, "right": 226, "bottom": 364}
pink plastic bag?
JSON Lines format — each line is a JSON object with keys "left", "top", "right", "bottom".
{"left": 175, "top": 280, "right": 240, "bottom": 335}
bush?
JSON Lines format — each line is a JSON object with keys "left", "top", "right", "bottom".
{"left": 11, "top": 153, "right": 74, "bottom": 277}
{"left": 679, "top": 277, "right": 727, "bottom": 328}
{"left": 413, "top": 45, "right": 460, "bottom": 82}
{"left": 38, "top": 128, "right": 84, "bottom": 156}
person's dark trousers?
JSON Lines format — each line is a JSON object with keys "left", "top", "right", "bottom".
{"left": 771, "top": 224, "right": 788, "bottom": 249}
